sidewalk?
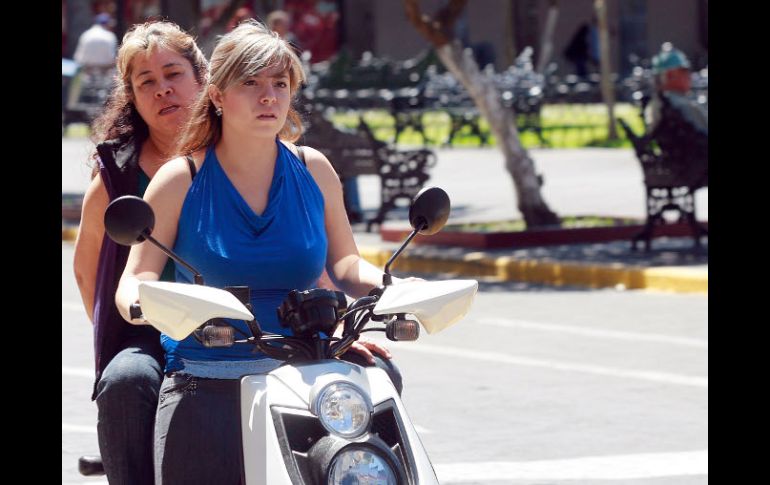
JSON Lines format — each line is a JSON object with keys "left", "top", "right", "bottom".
{"left": 62, "top": 140, "right": 707, "bottom": 294}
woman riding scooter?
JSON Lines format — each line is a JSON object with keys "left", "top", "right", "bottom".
{"left": 115, "top": 20, "right": 405, "bottom": 484}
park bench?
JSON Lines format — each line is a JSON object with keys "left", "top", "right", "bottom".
{"left": 618, "top": 95, "right": 708, "bottom": 251}
{"left": 305, "top": 50, "right": 438, "bottom": 145}
{"left": 299, "top": 107, "right": 437, "bottom": 232}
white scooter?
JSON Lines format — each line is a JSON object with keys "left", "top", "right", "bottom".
{"left": 96, "top": 186, "right": 477, "bottom": 484}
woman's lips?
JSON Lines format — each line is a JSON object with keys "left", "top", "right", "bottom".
{"left": 158, "top": 105, "right": 180, "bottom": 115}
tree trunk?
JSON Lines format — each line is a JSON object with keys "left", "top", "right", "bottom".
{"left": 594, "top": 0, "right": 617, "bottom": 139}
{"left": 402, "top": 0, "right": 558, "bottom": 227}
{"left": 535, "top": 0, "right": 559, "bottom": 74}
{"left": 436, "top": 42, "right": 558, "bottom": 226}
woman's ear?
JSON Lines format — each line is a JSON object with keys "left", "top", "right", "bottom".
{"left": 208, "top": 84, "right": 222, "bottom": 109}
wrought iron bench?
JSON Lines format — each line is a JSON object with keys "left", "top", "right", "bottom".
{"left": 299, "top": 108, "right": 436, "bottom": 232}
{"left": 618, "top": 96, "right": 708, "bottom": 251}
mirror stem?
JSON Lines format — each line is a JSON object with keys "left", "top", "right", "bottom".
{"left": 143, "top": 231, "right": 205, "bottom": 285}
{"left": 383, "top": 220, "right": 426, "bottom": 286}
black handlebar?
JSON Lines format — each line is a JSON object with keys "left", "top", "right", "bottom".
{"left": 128, "top": 288, "right": 386, "bottom": 361}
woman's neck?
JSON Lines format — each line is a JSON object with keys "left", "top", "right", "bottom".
{"left": 139, "top": 132, "right": 176, "bottom": 176}
{"left": 216, "top": 130, "right": 279, "bottom": 172}
{"left": 145, "top": 131, "right": 177, "bottom": 159}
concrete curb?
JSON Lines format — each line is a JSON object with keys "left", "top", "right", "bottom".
{"left": 358, "top": 247, "right": 708, "bottom": 294}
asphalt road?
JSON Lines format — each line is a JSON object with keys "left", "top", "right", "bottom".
{"left": 62, "top": 243, "right": 707, "bottom": 484}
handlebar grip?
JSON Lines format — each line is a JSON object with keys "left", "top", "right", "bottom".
{"left": 129, "top": 303, "right": 143, "bottom": 320}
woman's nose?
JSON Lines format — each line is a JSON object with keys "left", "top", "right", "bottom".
{"left": 260, "top": 86, "right": 276, "bottom": 104}
{"left": 155, "top": 84, "right": 173, "bottom": 98}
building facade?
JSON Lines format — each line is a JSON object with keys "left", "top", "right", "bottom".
{"left": 340, "top": 0, "right": 708, "bottom": 74}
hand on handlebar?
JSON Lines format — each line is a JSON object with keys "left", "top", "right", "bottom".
{"left": 128, "top": 302, "right": 148, "bottom": 325}
{"left": 345, "top": 337, "right": 393, "bottom": 364}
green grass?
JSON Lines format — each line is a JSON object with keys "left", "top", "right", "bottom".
{"left": 63, "top": 103, "right": 647, "bottom": 149}
{"left": 329, "top": 103, "right": 646, "bottom": 149}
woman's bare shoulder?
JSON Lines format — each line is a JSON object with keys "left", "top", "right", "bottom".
{"left": 299, "top": 145, "right": 334, "bottom": 172}
{"left": 297, "top": 146, "right": 341, "bottom": 199}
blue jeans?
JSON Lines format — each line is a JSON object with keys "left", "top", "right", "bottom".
{"left": 154, "top": 374, "right": 243, "bottom": 485}
{"left": 95, "top": 334, "right": 164, "bottom": 485}
{"left": 154, "top": 355, "right": 403, "bottom": 484}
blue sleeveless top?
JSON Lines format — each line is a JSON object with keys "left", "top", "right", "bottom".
{"left": 163, "top": 140, "right": 327, "bottom": 375}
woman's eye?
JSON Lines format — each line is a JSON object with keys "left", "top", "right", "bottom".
{"left": 276, "top": 81, "right": 288, "bottom": 88}
{"left": 168, "top": 71, "right": 182, "bottom": 78}
{"left": 140, "top": 79, "right": 153, "bottom": 87}
{"left": 244, "top": 79, "right": 256, "bottom": 86}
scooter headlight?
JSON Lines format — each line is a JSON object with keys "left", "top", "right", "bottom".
{"left": 313, "top": 382, "right": 372, "bottom": 438}
{"left": 328, "top": 446, "right": 398, "bottom": 485}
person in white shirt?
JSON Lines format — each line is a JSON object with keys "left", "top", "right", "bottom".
{"left": 68, "top": 13, "right": 118, "bottom": 112}
{"left": 74, "top": 13, "right": 118, "bottom": 71}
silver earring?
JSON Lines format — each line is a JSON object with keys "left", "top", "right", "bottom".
{"left": 215, "top": 106, "right": 223, "bottom": 116}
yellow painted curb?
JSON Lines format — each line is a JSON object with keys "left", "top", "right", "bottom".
{"left": 640, "top": 267, "right": 709, "bottom": 294}
{"left": 62, "top": 226, "right": 79, "bottom": 242}
{"left": 358, "top": 246, "right": 707, "bottom": 294}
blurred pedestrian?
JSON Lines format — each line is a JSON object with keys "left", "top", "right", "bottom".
{"left": 266, "top": 9, "right": 301, "bottom": 51}
{"left": 226, "top": 5, "right": 255, "bottom": 32}
{"left": 645, "top": 43, "right": 708, "bottom": 136}
{"left": 74, "top": 13, "right": 118, "bottom": 74}
{"left": 563, "top": 18, "right": 599, "bottom": 78}
{"left": 68, "top": 13, "right": 120, "bottom": 109}
{"left": 642, "top": 42, "right": 708, "bottom": 188}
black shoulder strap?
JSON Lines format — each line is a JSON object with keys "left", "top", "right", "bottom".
{"left": 185, "top": 155, "right": 197, "bottom": 179}
{"left": 296, "top": 145, "right": 306, "bottom": 166}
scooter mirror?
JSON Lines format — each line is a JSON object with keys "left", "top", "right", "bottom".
{"left": 104, "top": 195, "right": 155, "bottom": 246}
{"left": 409, "top": 186, "right": 450, "bottom": 235}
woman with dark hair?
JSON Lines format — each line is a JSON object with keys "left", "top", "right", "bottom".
{"left": 73, "top": 20, "right": 208, "bottom": 485}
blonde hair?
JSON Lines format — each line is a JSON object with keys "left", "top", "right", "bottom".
{"left": 176, "top": 19, "right": 306, "bottom": 155}
{"left": 90, "top": 21, "right": 208, "bottom": 145}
